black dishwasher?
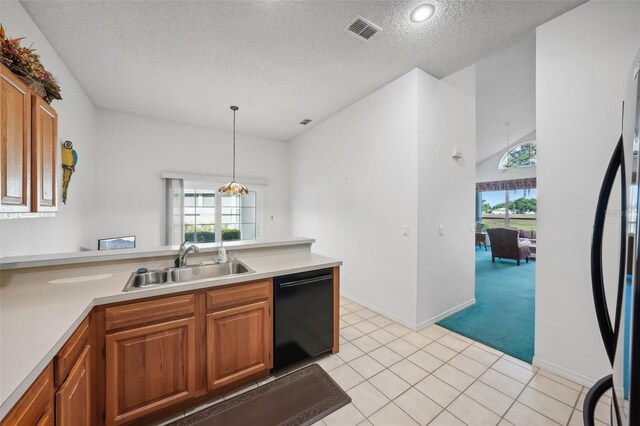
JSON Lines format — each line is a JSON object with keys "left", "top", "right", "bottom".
{"left": 273, "top": 268, "right": 334, "bottom": 370}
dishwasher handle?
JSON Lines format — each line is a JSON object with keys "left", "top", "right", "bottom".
{"left": 278, "top": 274, "right": 334, "bottom": 288}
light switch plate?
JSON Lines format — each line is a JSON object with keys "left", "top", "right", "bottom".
{"left": 439, "top": 225, "right": 444, "bottom": 235}
{"left": 401, "top": 225, "right": 409, "bottom": 236}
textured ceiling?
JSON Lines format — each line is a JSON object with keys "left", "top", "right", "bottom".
{"left": 18, "top": 0, "right": 584, "bottom": 141}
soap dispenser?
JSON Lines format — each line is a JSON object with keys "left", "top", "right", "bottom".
{"left": 217, "top": 244, "right": 227, "bottom": 263}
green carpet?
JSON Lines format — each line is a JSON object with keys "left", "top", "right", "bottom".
{"left": 437, "top": 247, "right": 535, "bottom": 363}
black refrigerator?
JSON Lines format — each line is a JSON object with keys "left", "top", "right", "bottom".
{"left": 587, "top": 48, "right": 640, "bottom": 426}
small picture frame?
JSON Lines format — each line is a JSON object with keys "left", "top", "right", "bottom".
{"left": 98, "top": 235, "right": 136, "bottom": 250}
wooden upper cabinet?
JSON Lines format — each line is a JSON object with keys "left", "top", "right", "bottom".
{"left": 207, "top": 300, "right": 272, "bottom": 391}
{"left": 0, "top": 65, "right": 31, "bottom": 212}
{"left": 0, "top": 364, "right": 54, "bottom": 426}
{"left": 105, "top": 317, "right": 197, "bottom": 425}
{"left": 31, "top": 95, "right": 57, "bottom": 212}
{"left": 0, "top": 64, "right": 58, "bottom": 215}
{"left": 56, "top": 345, "right": 91, "bottom": 426}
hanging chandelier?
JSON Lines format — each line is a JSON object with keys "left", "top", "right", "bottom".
{"left": 219, "top": 106, "right": 249, "bottom": 195}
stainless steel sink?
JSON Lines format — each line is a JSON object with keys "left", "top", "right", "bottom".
{"left": 169, "top": 261, "right": 253, "bottom": 283}
{"left": 130, "top": 270, "right": 169, "bottom": 287}
{"left": 123, "top": 260, "right": 255, "bottom": 292}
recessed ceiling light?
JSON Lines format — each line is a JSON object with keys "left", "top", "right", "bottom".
{"left": 410, "top": 4, "right": 435, "bottom": 23}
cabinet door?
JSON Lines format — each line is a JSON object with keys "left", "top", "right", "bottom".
{"left": 207, "top": 301, "right": 271, "bottom": 390}
{"left": 56, "top": 345, "right": 91, "bottom": 426}
{"left": 105, "top": 317, "right": 196, "bottom": 425}
{"left": 0, "top": 364, "right": 54, "bottom": 426}
{"left": 34, "top": 407, "right": 53, "bottom": 426}
{"left": 31, "top": 95, "right": 57, "bottom": 212}
{"left": 0, "top": 65, "right": 31, "bottom": 212}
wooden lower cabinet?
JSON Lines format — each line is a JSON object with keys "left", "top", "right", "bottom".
{"left": 34, "top": 408, "right": 54, "bottom": 426}
{"left": 2, "top": 276, "right": 310, "bottom": 425}
{"left": 206, "top": 300, "right": 272, "bottom": 390}
{"left": 1, "top": 364, "right": 54, "bottom": 426}
{"left": 55, "top": 346, "right": 91, "bottom": 426}
{"left": 105, "top": 317, "right": 196, "bottom": 425}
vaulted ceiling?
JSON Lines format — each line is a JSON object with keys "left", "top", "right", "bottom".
{"left": 19, "top": 0, "right": 584, "bottom": 141}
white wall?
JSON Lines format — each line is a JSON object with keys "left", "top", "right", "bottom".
{"left": 535, "top": 0, "right": 640, "bottom": 384}
{"left": 290, "top": 70, "right": 420, "bottom": 326}
{"left": 290, "top": 67, "right": 477, "bottom": 328}
{"left": 94, "top": 109, "right": 291, "bottom": 248}
{"left": 0, "top": 0, "right": 96, "bottom": 257}
{"left": 476, "top": 33, "right": 536, "bottom": 166}
{"left": 417, "top": 66, "right": 477, "bottom": 326}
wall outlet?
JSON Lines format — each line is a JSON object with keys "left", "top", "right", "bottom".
{"left": 439, "top": 225, "right": 444, "bottom": 235}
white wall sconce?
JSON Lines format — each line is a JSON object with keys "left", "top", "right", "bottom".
{"left": 451, "top": 148, "right": 463, "bottom": 159}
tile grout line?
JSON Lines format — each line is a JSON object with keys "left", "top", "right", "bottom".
{"left": 428, "top": 344, "right": 504, "bottom": 425}
{"left": 363, "top": 334, "right": 483, "bottom": 425}
{"left": 340, "top": 319, "right": 462, "bottom": 424}
{"left": 339, "top": 298, "right": 589, "bottom": 426}
{"left": 342, "top": 310, "right": 503, "bottom": 425}
{"left": 459, "top": 351, "right": 581, "bottom": 424}
{"left": 495, "top": 366, "right": 568, "bottom": 426}
{"left": 336, "top": 325, "right": 403, "bottom": 423}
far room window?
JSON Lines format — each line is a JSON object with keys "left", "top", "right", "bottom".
{"left": 165, "top": 177, "right": 262, "bottom": 245}
{"left": 184, "top": 189, "right": 216, "bottom": 243}
{"left": 499, "top": 142, "right": 537, "bottom": 169}
{"left": 184, "top": 184, "right": 258, "bottom": 243}
{"left": 220, "top": 192, "right": 257, "bottom": 241}
{"left": 480, "top": 188, "right": 537, "bottom": 231}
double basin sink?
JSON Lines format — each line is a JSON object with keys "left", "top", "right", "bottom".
{"left": 123, "top": 260, "right": 255, "bottom": 292}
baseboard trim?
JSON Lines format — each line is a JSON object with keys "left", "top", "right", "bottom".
{"left": 416, "top": 298, "right": 476, "bottom": 331}
{"left": 340, "top": 293, "right": 476, "bottom": 332}
{"left": 340, "top": 292, "right": 419, "bottom": 330}
{"left": 532, "top": 356, "right": 598, "bottom": 388}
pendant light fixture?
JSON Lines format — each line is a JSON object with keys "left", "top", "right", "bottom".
{"left": 219, "top": 106, "right": 249, "bottom": 195}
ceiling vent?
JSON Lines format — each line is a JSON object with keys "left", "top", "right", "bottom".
{"left": 346, "top": 16, "right": 381, "bottom": 42}
{"left": 300, "top": 119, "right": 312, "bottom": 125}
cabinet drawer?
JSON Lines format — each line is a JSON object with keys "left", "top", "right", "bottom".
{"left": 207, "top": 280, "right": 271, "bottom": 311}
{"left": 54, "top": 315, "right": 90, "bottom": 386}
{"left": 1, "top": 364, "right": 54, "bottom": 426}
{"left": 105, "top": 294, "right": 195, "bottom": 331}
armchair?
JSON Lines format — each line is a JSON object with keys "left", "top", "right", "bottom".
{"left": 486, "top": 228, "right": 531, "bottom": 266}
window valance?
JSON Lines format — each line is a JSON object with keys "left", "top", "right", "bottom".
{"left": 476, "top": 178, "right": 536, "bottom": 192}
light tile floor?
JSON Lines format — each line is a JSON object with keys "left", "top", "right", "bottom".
{"left": 317, "top": 297, "right": 612, "bottom": 426}
{"left": 160, "top": 296, "right": 612, "bottom": 426}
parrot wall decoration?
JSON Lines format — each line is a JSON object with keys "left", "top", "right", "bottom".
{"left": 61, "top": 140, "right": 78, "bottom": 204}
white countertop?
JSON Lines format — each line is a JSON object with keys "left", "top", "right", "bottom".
{"left": 0, "top": 237, "right": 315, "bottom": 270}
{"left": 0, "top": 248, "right": 341, "bottom": 420}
